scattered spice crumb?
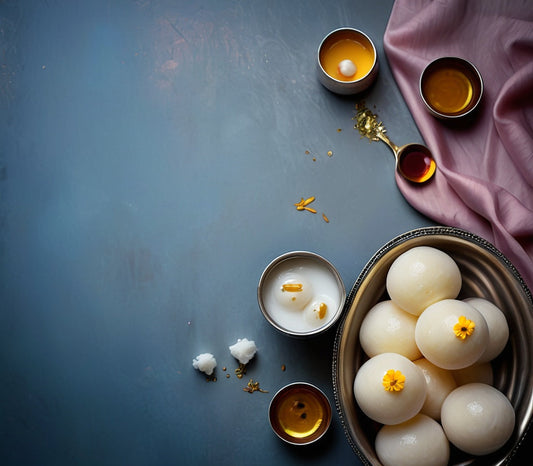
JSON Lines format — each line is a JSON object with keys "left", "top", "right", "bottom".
{"left": 281, "top": 364, "right": 286, "bottom": 372}
{"left": 226, "top": 374, "right": 230, "bottom": 379}
{"left": 222, "top": 367, "right": 227, "bottom": 371}
{"left": 243, "top": 378, "right": 268, "bottom": 394}
{"left": 322, "top": 213, "right": 330, "bottom": 223}
{"left": 305, "top": 150, "right": 310, "bottom": 155}
{"left": 294, "top": 196, "right": 317, "bottom": 214}
{"left": 327, "top": 150, "right": 333, "bottom": 157}
{"left": 337, "top": 128, "right": 342, "bottom": 132}
{"left": 235, "top": 362, "right": 247, "bottom": 379}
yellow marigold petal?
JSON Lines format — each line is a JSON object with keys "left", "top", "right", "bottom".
{"left": 453, "top": 315, "right": 475, "bottom": 340}
{"left": 382, "top": 369, "right": 405, "bottom": 392}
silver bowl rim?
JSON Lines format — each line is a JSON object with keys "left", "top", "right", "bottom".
{"left": 332, "top": 225, "right": 533, "bottom": 465}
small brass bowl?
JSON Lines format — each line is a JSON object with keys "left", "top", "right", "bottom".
{"left": 333, "top": 226, "right": 533, "bottom": 464}
{"left": 420, "top": 56, "right": 483, "bottom": 119}
{"left": 317, "top": 28, "right": 378, "bottom": 95}
{"left": 269, "top": 382, "right": 332, "bottom": 445}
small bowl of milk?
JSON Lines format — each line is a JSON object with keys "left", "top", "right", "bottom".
{"left": 258, "top": 251, "right": 346, "bottom": 337}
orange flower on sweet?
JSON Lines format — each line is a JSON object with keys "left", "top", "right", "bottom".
{"left": 382, "top": 369, "right": 406, "bottom": 392}
{"left": 453, "top": 315, "right": 475, "bottom": 340}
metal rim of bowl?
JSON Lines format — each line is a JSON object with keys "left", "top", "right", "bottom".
{"left": 419, "top": 56, "right": 484, "bottom": 120}
{"left": 268, "top": 381, "right": 332, "bottom": 445}
{"left": 332, "top": 226, "right": 533, "bottom": 465}
{"left": 257, "top": 250, "right": 347, "bottom": 337}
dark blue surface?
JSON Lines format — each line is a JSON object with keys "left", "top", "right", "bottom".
{"left": 0, "top": 1, "right": 436, "bottom": 465}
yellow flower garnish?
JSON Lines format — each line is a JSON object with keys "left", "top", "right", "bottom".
{"left": 382, "top": 369, "right": 405, "bottom": 392}
{"left": 453, "top": 315, "right": 475, "bottom": 340}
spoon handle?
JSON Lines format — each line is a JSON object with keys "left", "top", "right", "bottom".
{"left": 375, "top": 131, "right": 400, "bottom": 160}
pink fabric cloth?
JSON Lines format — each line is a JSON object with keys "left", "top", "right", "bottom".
{"left": 384, "top": 0, "right": 533, "bottom": 291}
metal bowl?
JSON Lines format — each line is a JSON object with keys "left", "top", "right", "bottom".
{"left": 333, "top": 226, "right": 533, "bottom": 465}
{"left": 258, "top": 251, "right": 346, "bottom": 338}
{"left": 419, "top": 56, "right": 483, "bottom": 120}
{"left": 269, "top": 382, "right": 332, "bottom": 445}
{"left": 317, "top": 28, "right": 379, "bottom": 95}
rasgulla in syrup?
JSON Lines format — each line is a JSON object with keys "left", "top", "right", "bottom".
{"left": 359, "top": 300, "right": 422, "bottom": 360}
{"left": 415, "top": 299, "right": 489, "bottom": 370}
{"left": 376, "top": 414, "right": 450, "bottom": 466}
{"left": 354, "top": 352, "right": 427, "bottom": 425}
{"left": 441, "top": 383, "right": 515, "bottom": 456}
{"left": 386, "top": 246, "right": 462, "bottom": 316}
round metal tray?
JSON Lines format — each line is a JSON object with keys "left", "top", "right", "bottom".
{"left": 333, "top": 226, "right": 533, "bottom": 465}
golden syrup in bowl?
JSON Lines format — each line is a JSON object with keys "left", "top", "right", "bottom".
{"left": 320, "top": 36, "right": 375, "bottom": 82}
{"left": 420, "top": 57, "right": 483, "bottom": 119}
{"left": 269, "top": 383, "right": 332, "bottom": 445}
{"left": 397, "top": 144, "right": 437, "bottom": 183}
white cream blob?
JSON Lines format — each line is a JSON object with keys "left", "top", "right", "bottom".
{"left": 376, "top": 414, "right": 450, "bottom": 466}
{"left": 386, "top": 246, "right": 462, "bottom": 316}
{"left": 229, "top": 338, "right": 257, "bottom": 365}
{"left": 415, "top": 299, "right": 489, "bottom": 370}
{"left": 338, "top": 59, "right": 357, "bottom": 77}
{"left": 441, "top": 383, "right": 515, "bottom": 455}
{"left": 359, "top": 300, "right": 422, "bottom": 360}
{"left": 192, "top": 353, "right": 217, "bottom": 376}
{"left": 464, "top": 297, "right": 509, "bottom": 362}
{"left": 353, "top": 352, "right": 427, "bottom": 425}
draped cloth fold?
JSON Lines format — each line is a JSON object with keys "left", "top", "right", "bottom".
{"left": 384, "top": 0, "right": 533, "bottom": 291}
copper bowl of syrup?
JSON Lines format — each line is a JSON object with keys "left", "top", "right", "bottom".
{"left": 269, "top": 382, "right": 332, "bottom": 445}
{"left": 317, "top": 28, "right": 379, "bottom": 95}
{"left": 420, "top": 57, "right": 483, "bottom": 120}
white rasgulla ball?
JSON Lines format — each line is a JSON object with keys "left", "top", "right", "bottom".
{"left": 386, "top": 246, "right": 462, "bottom": 316}
{"left": 414, "top": 358, "right": 457, "bottom": 421}
{"left": 376, "top": 414, "right": 450, "bottom": 466}
{"left": 415, "top": 299, "right": 489, "bottom": 370}
{"left": 359, "top": 300, "right": 422, "bottom": 360}
{"left": 274, "top": 272, "right": 314, "bottom": 310}
{"left": 452, "top": 362, "right": 494, "bottom": 386}
{"left": 229, "top": 338, "right": 257, "bottom": 365}
{"left": 353, "top": 352, "right": 427, "bottom": 425}
{"left": 303, "top": 295, "right": 334, "bottom": 327}
{"left": 338, "top": 59, "right": 357, "bottom": 77}
{"left": 192, "top": 353, "right": 217, "bottom": 375}
{"left": 441, "top": 383, "right": 515, "bottom": 456}
{"left": 464, "top": 297, "right": 509, "bottom": 363}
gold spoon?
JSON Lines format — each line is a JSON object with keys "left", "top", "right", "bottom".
{"left": 355, "top": 105, "right": 436, "bottom": 183}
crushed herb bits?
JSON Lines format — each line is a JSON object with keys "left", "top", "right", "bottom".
{"left": 243, "top": 378, "right": 268, "bottom": 394}
{"left": 235, "top": 362, "right": 247, "bottom": 379}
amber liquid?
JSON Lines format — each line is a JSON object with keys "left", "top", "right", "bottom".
{"left": 274, "top": 388, "right": 325, "bottom": 438}
{"left": 422, "top": 64, "right": 473, "bottom": 115}
{"left": 399, "top": 150, "right": 436, "bottom": 183}
{"left": 320, "top": 38, "right": 374, "bottom": 81}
